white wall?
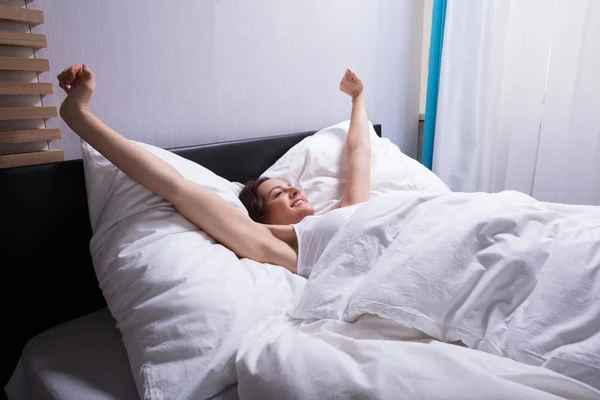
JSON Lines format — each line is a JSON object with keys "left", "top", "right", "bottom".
{"left": 420, "top": 0, "right": 433, "bottom": 117}
{"left": 33, "top": 0, "right": 424, "bottom": 160}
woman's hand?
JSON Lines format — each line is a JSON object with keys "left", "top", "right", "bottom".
{"left": 57, "top": 64, "right": 95, "bottom": 116}
{"left": 339, "top": 68, "right": 364, "bottom": 100}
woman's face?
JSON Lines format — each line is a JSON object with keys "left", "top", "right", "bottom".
{"left": 258, "top": 178, "right": 315, "bottom": 225}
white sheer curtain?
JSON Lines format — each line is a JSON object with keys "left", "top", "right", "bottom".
{"left": 432, "top": 0, "right": 600, "bottom": 205}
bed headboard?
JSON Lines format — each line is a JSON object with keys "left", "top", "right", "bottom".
{"left": 0, "top": 124, "right": 381, "bottom": 388}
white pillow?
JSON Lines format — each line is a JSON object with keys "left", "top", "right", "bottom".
{"left": 81, "top": 139, "right": 306, "bottom": 399}
{"left": 262, "top": 120, "right": 450, "bottom": 214}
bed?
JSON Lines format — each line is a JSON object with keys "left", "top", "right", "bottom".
{"left": 3, "top": 122, "right": 599, "bottom": 400}
{"left": 1, "top": 125, "right": 379, "bottom": 400}
{"left": 4, "top": 308, "right": 238, "bottom": 400}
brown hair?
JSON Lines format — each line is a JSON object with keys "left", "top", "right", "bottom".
{"left": 239, "top": 176, "right": 271, "bottom": 223}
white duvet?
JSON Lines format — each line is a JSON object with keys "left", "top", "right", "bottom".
{"left": 237, "top": 190, "right": 600, "bottom": 399}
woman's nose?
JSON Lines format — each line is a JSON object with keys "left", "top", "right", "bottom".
{"left": 289, "top": 187, "right": 299, "bottom": 197}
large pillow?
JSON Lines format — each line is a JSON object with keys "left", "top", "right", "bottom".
{"left": 262, "top": 120, "right": 450, "bottom": 214}
{"left": 81, "top": 139, "right": 306, "bottom": 399}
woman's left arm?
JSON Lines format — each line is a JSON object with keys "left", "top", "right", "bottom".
{"left": 339, "top": 69, "right": 371, "bottom": 207}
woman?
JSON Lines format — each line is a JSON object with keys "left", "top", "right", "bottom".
{"left": 58, "top": 64, "right": 371, "bottom": 277}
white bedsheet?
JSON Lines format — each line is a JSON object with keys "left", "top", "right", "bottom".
{"left": 4, "top": 308, "right": 239, "bottom": 400}
{"left": 236, "top": 190, "right": 600, "bottom": 398}
{"left": 237, "top": 315, "right": 600, "bottom": 399}
{"left": 5, "top": 308, "right": 139, "bottom": 400}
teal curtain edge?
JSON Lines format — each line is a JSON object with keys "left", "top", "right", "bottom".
{"left": 422, "top": 0, "right": 447, "bottom": 170}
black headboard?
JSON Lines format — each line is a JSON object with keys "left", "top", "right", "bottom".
{"left": 0, "top": 124, "right": 381, "bottom": 389}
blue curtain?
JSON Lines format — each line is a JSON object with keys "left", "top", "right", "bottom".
{"left": 422, "top": 0, "right": 447, "bottom": 170}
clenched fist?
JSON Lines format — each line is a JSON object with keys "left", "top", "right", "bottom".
{"left": 339, "top": 68, "right": 364, "bottom": 100}
{"left": 57, "top": 64, "right": 96, "bottom": 115}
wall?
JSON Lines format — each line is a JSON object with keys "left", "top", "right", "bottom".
{"left": 416, "top": 0, "right": 433, "bottom": 162}
{"left": 32, "top": 0, "right": 424, "bottom": 160}
{"left": 419, "top": 0, "right": 433, "bottom": 117}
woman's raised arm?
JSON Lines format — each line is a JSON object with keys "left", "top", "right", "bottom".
{"left": 58, "top": 65, "right": 297, "bottom": 272}
{"left": 339, "top": 69, "right": 371, "bottom": 207}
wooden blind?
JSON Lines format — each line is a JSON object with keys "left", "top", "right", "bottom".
{"left": 0, "top": 2, "right": 62, "bottom": 168}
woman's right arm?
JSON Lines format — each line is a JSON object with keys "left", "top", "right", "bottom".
{"left": 58, "top": 65, "right": 297, "bottom": 272}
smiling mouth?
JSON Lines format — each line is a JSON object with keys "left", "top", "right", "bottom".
{"left": 291, "top": 199, "right": 304, "bottom": 208}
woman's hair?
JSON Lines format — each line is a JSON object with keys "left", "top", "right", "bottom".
{"left": 239, "top": 176, "right": 271, "bottom": 223}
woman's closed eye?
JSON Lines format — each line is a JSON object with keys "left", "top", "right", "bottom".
{"left": 273, "top": 184, "right": 292, "bottom": 200}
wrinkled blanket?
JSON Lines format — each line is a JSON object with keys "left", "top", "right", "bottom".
{"left": 289, "top": 190, "right": 600, "bottom": 389}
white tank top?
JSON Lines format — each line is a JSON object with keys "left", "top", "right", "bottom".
{"left": 292, "top": 203, "right": 362, "bottom": 278}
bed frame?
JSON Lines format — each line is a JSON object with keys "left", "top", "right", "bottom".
{"left": 0, "top": 124, "right": 381, "bottom": 391}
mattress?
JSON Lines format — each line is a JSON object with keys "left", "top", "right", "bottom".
{"left": 5, "top": 308, "right": 238, "bottom": 400}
